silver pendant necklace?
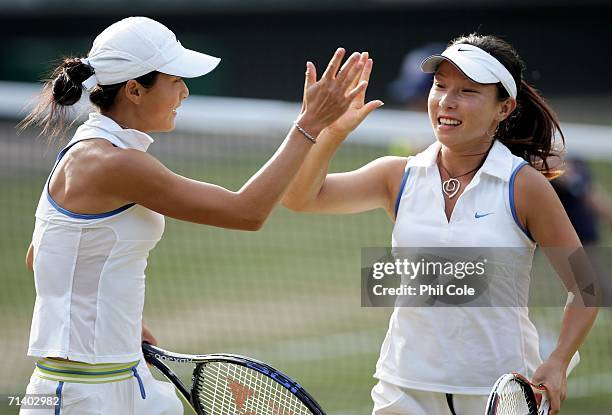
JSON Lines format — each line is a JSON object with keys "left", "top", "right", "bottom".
{"left": 438, "top": 143, "right": 493, "bottom": 199}
{"left": 438, "top": 163, "right": 480, "bottom": 199}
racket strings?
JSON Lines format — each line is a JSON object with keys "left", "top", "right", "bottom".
{"left": 194, "top": 361, "right": 311, "bottom": 415}
{"left": 494, "top": 380, "right": 538, "bottom": 415}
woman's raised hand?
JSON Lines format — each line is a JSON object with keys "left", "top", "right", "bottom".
{"left": 324, "top": 52, "right": 384, "bottom": 139}
{"left": 297, "top": 48, "right": 370, "bottom": 136}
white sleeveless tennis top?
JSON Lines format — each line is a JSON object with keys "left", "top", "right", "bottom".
{"left": 374, "top": 140, "right": 541, "bottom": 394}
{"left": 27, "top": 113, "right": 165, "bottom": 364}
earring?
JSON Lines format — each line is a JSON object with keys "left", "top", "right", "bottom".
{"left": 486, "top": 124, "right": 499, "bottom": 139}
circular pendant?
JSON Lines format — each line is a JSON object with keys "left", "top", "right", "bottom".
{"left": 442, "top": 178, "right": 460, "bottom": 198}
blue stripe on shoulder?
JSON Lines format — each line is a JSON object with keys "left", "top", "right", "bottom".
{"left": 46, "top": 140, "right": 135, "bottom": 219}
{"left": 55, "top": 381, "right": 64, "bottom": 415}
{"left": 394, "top": 167, "right": 411, "bottom": 218}
{"left": 509, "top": 161, "right": 535, "bottom": 242}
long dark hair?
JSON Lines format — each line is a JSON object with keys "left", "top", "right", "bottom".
{"left": 449, "top": 34, "right": 564, "bottom": 179}
{"left": 20, "top": 57, "right": 159, "bottom": 142}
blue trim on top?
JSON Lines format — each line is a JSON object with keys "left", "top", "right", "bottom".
{"left": 509, "top": 161, "right": 535, "bottom": 242}
{"left": 55, "top": 381, "right": 64, "bottom": 415}
{"left": 46, "top": 140, "right": 135, "bottom": 219}
{"left": 46, "top": 193, "right": 135, "bottom": 219}
{"left": 394, "top": 168, "right": 411, "bottom": 218}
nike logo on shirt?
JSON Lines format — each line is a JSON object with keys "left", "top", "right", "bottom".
{"left": 475, "top": 212, "right": 494, "bottom": 219}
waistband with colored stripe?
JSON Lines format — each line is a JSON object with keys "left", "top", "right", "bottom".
{"left": 34, "top": 358, "right": 141, "bottom": 384}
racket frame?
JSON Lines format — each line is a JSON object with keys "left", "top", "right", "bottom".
{"left": 142, "top": 342, "right": 326, "bottom": 415}
{"left": 485, "top": 353, "right": 579, "bottom": 415}
{"left": 485, "top": 372, "right": 542, "bottom": 415}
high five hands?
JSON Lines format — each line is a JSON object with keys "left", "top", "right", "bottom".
{"left": 297, "top": 48, "right": 384, "bottom": 138}
{"left": 324, "top": 51, "right": 384, "bottom": 139}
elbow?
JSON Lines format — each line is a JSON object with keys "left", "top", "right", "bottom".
{"left": 281, "top": 195, "right": 307, "bottom": 212}
{"left": 236, "top": 210, "right": 265, "bottom": 231}
{"left": 242, "top": 218, "right": 264, "bottom": 231}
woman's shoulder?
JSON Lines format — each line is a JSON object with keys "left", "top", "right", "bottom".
{"left": 64, "top": 139, "right": 158, "bottom": 188}
{"left": 513, "top": 163, "right": 551, "bottom": 190}
{"left": 513, "top": 162, "right": 559, "bottom": 212}
{"left": 372, "top": 156, "right": 410, "bottom": 181}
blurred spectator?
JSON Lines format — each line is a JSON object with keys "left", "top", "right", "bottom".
{"left": 387, "top": 42, "right": 445, "bottom": 111}
{"left": 386, "top": 43, "right": 445, "bottom": 157}
{"left": 552, "top": 157, "right": 612, "bottom": 245}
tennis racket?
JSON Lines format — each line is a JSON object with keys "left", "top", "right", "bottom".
{"left": 484, "top": 353, "right": 579, "bottom": 415}
{"left": 142, "top": 342, "right": 326, "bottom": 415}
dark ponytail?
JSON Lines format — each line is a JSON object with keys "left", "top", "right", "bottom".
{"left": 450, "top": 34, "right": 564, "bottom": 179}
{"left": 20, "top": 56, "right": 159, "bottom": 142}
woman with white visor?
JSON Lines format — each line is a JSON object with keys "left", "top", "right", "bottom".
{"left": 283, "top": 34, "right": 597, "bottom": 414}
{"left": 20, "top": 16, "right": 372, "bottom": 415}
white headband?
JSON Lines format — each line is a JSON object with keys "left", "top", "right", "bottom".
{"left": 421, "top": 44, "right": 517, "bottom": 98}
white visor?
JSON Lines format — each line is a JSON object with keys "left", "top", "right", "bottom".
{"left": 420, "top": 43, "right": 517, "bottom": 98}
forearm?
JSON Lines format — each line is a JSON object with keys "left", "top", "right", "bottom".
{"left": 548, "top": 303, "right": 597, "bottom": 366}
{"left": 282, "top": 129, "right": 345, "bottom": 211}
{"left": 25, "top": 242, "right": 33, "bottom": 272}
{"left": 236, "top": 117, "right": 324, "bottom": 224}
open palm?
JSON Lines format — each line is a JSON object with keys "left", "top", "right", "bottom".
{"left": 325, "top": 53, "right": 384, "bottom": 139}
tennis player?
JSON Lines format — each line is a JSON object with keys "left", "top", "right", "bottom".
{"left": 20, "top": 16, "right": 369, "bottom": 415}
{"left": 282, "top": 34, "right": 597, "bottom": 415}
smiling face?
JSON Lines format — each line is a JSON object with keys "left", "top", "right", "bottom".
{"left": 127, "top": 73, "right": 190, "bottom": 133}
{"left": 428, "top": 61, "right": 515, "bottom": 150}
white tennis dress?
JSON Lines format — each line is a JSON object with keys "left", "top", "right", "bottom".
{"left": 375, "top": 140, "right": 541, "bottom": 395}
{"left": 23, "top": 113, "right": 182, "bottom": 415}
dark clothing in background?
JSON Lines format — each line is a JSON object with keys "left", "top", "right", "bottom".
{"left": 552, "top": 158, "right": 599, "bottom": 245}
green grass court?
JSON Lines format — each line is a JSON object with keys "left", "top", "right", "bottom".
{"left": 1, "top": 133, "right": 610, "bottom": 414}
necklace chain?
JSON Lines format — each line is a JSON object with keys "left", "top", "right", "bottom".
{"left": 438, "top": 143, "right": 494, "bottom": 199}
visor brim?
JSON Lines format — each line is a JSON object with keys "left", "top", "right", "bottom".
{"left": 420, "top": 54, "right": 499, "bottom": 85}
{"left": 158, "top": 47, "right": 220, "bottom": 78}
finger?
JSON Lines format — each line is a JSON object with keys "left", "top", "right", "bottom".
{"left": 346, "top": 100, "right": 383, "bottom": 129}
{"left": 341, "top": 51, "right": 365, "bottom": 74}
{"left": 361, "top": 57, "right": 373, "bottom": 84}
{"left": 346, "top": 80, "right": 368, "bottom": 101}
{"left": 339, "top": 58, "right": 366, "bottom": 91}
{"left": 549, "top": 390, "right": 561, "bottom": 415}
{"left": 336, "top": 52, "right": 362, "bottom": 85}
{"left": 305, "top": 61, "right": 317, "bottom": 89}
{"left": 345, "top": 52, "right": 369, "bottom": 89}
{"left": 301, "top": 61, "right": 316, "bottom": 113}
{"left": 354, "top": 58, "right": 373, "bottom": 104}
{"left": 321, "top": 48, "right": 346, "bottom": 80}
{"left": 360, "top": 100, "right": 384, "bottom": 117}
